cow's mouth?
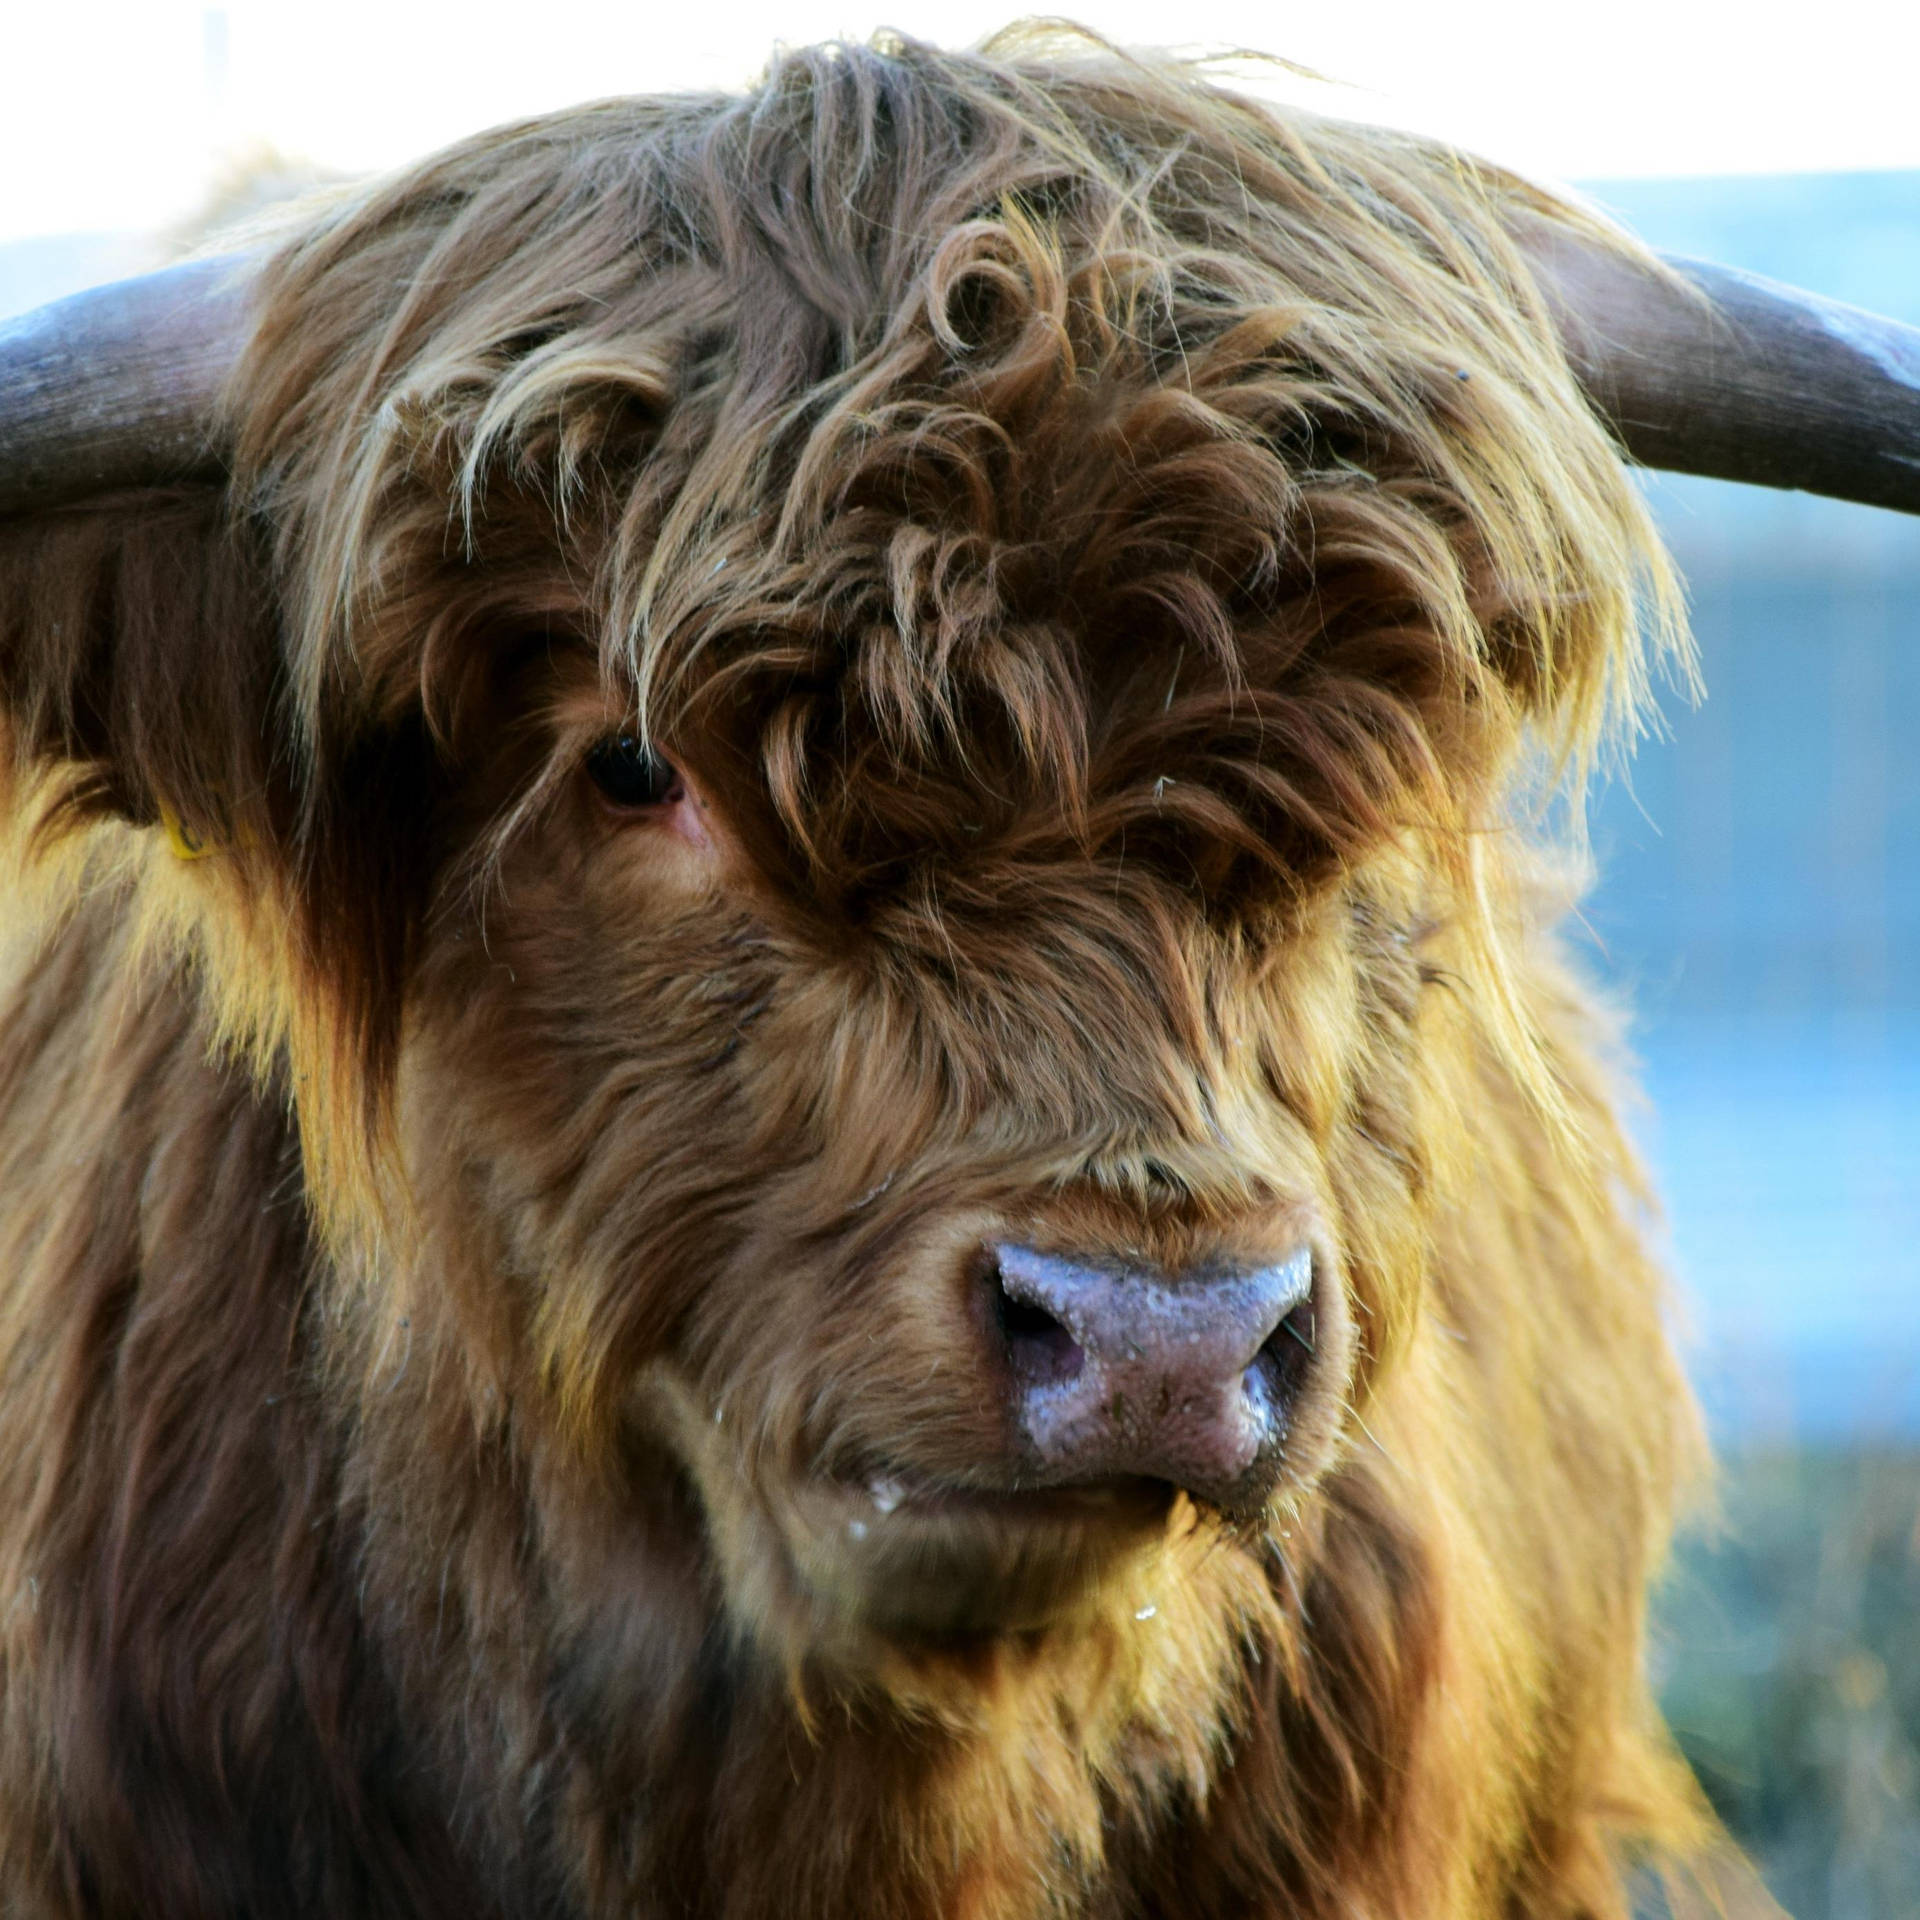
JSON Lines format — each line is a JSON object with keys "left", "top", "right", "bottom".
{"left": 634, "top": 1365, "right": 1190, "bottom": 1643}
{"left": 781, "top": 1467, "right": 1182, "bottom": 1636}
{"left": 826, "top": 1466, "right": 1173, "bottom": 1531}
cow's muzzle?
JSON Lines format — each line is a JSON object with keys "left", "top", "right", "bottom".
{"left": 989, "top": 1241, "right": 1322, "bottom": 1520}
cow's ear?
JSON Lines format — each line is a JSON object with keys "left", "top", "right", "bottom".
{"left": 0, "top": 482, "right": 434, "bottom": 1232}
{"left": 0, "top": 487, "right": 282, "bottom": 863}
{"left": 0, "top": 259, "right": 274, "bottom": 858}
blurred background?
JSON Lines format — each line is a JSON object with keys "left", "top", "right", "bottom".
{"left": 3, "top": 6, "right": 1914, "bottom": 1912}
{"left": 1580, "top": 177, "right": 1920, "bottom": 1917}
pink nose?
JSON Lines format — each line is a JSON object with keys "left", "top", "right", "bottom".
{"left": 989, "top": 1242, "right": 1317, "bottom": 1517}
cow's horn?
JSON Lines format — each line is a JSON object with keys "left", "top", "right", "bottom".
{"left": 0, "top": 255, "right": 256, "bottom": 518}
{"left": 1524, "top": 222, "right": 1920, "bottom": 516}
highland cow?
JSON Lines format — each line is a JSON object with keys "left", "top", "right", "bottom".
{"left": 1, "top": 29, "right": 1916, "bottom": 1920}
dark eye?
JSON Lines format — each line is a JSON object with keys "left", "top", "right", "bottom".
{"left": 585, "top": 733, "right": 682, "bottom": 809}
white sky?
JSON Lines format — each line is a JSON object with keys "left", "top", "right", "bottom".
{"left": 4, "top": 0, "right": 1919, "bottom": 245}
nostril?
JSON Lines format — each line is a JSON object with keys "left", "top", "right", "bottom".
{"left": 1246, "top": 1297, "right": 1318, "bottom": 1418}
{"left": 993, "top": 1267, "right": 1084, "bottom": 1388}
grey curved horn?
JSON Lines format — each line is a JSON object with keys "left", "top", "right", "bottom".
{"left": 1525, "top": 222, "right": 1920, "bottom": 516}
{"left": 0, "top": 255, "right": 256, "bottom": 518}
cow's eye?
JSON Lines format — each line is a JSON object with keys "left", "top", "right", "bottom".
{"left": 585, "top": 733, "right": 681, "bottom": 809}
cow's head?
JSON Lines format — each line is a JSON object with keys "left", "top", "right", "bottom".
{"left": 2, "top": 32, "right": 1914, "bottom": 1691}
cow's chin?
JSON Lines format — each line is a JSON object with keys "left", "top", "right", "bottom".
{"left": 634, "top": 1369, "right": 1194, "bottom": 1651}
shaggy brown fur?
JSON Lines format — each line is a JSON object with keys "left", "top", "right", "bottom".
{"left": 0, "top": 27, "right": 1762, "bottom": 1918}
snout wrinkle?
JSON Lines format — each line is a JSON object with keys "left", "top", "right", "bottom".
{"left": 992, "top": 1242, "right": 1316, "bottom": 1518}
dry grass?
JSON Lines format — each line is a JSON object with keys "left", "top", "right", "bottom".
{"left": 1658, "top": 1446, "right": 1920, "bottom": 1918}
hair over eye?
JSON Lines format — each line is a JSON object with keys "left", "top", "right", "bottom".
{"left": 585, "top": 733, "right": 682, "bottom": 810}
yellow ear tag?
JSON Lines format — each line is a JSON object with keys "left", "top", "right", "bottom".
{"left": 161, "top": 808, "right": 214, "bottom": 861}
